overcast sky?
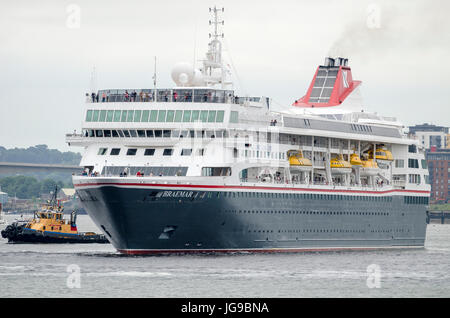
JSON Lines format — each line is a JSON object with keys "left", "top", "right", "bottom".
{"left": 0, "top": 0, "right": 449, "bottom": 152}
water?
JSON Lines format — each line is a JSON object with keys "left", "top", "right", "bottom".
{"left": 0, "top": 214, "right": 449, "bottom": 298}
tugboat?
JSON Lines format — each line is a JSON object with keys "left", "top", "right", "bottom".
{"left": 1, "top": 188, "right": 109, "bottom": 244}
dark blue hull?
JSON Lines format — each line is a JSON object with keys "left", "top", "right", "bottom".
{"left": 75, "top": 185, "right": 428, "bottom": 254}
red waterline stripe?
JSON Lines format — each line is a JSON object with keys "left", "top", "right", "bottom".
{"left": 73, "top": 182, "right": 429, "bottom": 195}
{"left": 117, "top": 246, "right": 423, "bottom": 255}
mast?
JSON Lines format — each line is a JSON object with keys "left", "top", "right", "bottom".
{"left": 202, "top": 6, "right": 230, "bottom": 89}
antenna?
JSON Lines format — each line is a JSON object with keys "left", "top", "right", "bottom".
{"left": 152, "top": 56, "right": 157, "bottom": 91}
{"left": 203, "top": 6, "right": 228, "bottom": 88}
{"left": 209, "top": 6, "right": 225, "bottom": 42}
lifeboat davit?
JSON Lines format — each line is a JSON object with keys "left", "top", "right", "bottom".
{"left": 330, "top": 155, "right": 352, "bottom": 175}
{"left": 288, "top": 150, "right": 312, "bottom": 172}
{"left": 360, "top": 159, "right": 380, "bottom": 176}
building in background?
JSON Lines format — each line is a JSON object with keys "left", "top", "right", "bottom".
{"left": 409, "top": 124, "right": 450, "bottom": 203}
{"left": 426, "top": 148, "right": 450, "bottom": 204}
{"left": 408, "top": 123, "right": 449, "bottom": 149}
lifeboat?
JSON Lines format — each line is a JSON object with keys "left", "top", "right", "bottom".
{"left": 360, "top": 159, "right": 380, "bottom": 176}
{"left": 350, "top": 153, "right": 363, "bottom": 166}
{"left": 288, "top": 150, "right": 312, "bottom": 172}
{"left": 368, "top": 148, "right": 393, "bottom": 169}
{"left": 330, "top": 155, "right": 352, "bottom": 174}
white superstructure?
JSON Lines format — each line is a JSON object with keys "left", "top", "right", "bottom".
{"left": 67, "top": 6, "right": 430, "bottom": 198}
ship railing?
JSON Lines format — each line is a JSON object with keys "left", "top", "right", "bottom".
{"left": 86, "top": 89, "right": 238, "bottom": 104}
{"left": 238, "top": 178, "right": 392, "bottom": 190}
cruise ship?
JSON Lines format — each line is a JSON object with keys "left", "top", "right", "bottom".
{"left": 66, "top": 7, "right": 430, "bottom": 254}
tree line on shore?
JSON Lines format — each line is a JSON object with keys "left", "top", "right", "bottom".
{"left": 0, "top": 144, "right": 81, "bottom": 165}
{"left": 0, "top": 176, "right": 73, "bottom": 199}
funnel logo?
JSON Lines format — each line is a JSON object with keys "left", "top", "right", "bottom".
{"left": 342, "top": 71, "right": 349, "bottom": 88}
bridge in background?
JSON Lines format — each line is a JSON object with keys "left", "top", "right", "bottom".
{"left": 0, "top": 162, "right": 81, "bottom": 176}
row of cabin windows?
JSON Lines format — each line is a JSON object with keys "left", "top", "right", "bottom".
{"left": 85, "top": 109, "right": 228, "bottom": 123}
{"left": 245, "top": 228, "right": 409, "bottom": 234}
{"left": 225, "top": 209, "right": 390, "bottom": 216}
{"left": 98, "top": 147, "right": 205, "bottom": 157}
{"left": 217, "top": 191, "right": 393, "bottom": 202}
{"left": 404, "top": 196, "right": 429, "bottom": 205}
{"left": 85, "top": 129, "right": 228, "bottom": 139}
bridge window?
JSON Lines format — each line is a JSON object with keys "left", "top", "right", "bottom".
{"left": 106, "top": 110, "right": 114, "bottom": 122}
{"left": 174, "top": 110, "right": 183, "bottom": 122}
{"left": 92, "top": 110, "right": 99, "bottom": 121}
{"left": 158, "top": 110, "right": 166, "bottom": 122}
{"left": 216, "top": 111, "right": 225, "bottom": 123}
{"left": 166, "top": 110, "right": 175, "bottom": 122}
{"left": 86, "top": 110, "right": 93, "bottom": 122}
{"left": 191, "top": 110, "right": 200, "bottom": 122}
{"left": 208, "top": 110, "right": 217, "bottom": 122}
{"left": 134, "top": 110, "right": 142, "bottom": 122}
{"left": 113, "top": 110, "right": 121, "bottom": 122}
{"left": 200, "top": 111, "right": 209, "bottom": 122}
{"left": 141, "top": 110, "right": 149, "bottom": 122}
{"left": 120, "top": 110, "right": 127, "bottom": 122}
{"left": 126, "top": 110, "right": 134, "bottom": 122}
{"left": 110, "top": 148, "right": 120, "bottom": 156}
{"left": 230, "top": 111, "right": 239, "bottom": 123}
{"left": 99, "top": 110, "right": 106, "bottom": 122}
{"left": 183, "top": 110, "right": 192, "bottom": 122}
{"left": 149, "top": 110, "right": 158, "bottom": 122}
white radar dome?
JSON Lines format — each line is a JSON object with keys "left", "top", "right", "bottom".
{"left": 171, "top": 62, "right": 194, "bottom": 86}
